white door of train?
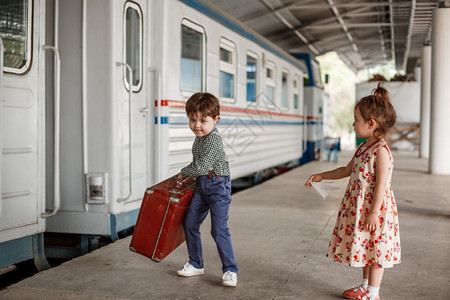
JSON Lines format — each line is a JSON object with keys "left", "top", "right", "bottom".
{"left": 0, "top": 37, "right": 3, "bottom": 219}
{"left": 115, "top": 0, "right": 151, "bottom": 207}
{"left": 0, "top": 1, "right": 51, "bottom": 243}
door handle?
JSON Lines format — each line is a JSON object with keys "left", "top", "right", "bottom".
{"left": 41, "top": 45, "right": 61, "bottom": 217}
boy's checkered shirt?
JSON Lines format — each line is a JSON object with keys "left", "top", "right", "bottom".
{"left": 181, "top": 127, "right": 230, "bottom": 178}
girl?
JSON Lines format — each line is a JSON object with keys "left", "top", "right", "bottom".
{"left": 305, "top": 84, "right": 401, "bottom": 300}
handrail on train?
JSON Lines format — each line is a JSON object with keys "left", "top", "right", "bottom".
{"left": 41, "top": 45, "right": 61, "bottom": 218}
{"left": 116, "top": 62, "right": 133, "bottom": 202}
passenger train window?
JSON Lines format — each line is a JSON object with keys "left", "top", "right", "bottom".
{"left": 0, "top": 0, "right": 32, "bottom": 74}
{"left": 124, "top": 2, "right": 142, "bottom": 90}
{"left": 181, "top": 19, "right": 205, "bottom": 94}
{"left": 219, "top": 38, "right": 236, "bottom": 101}
{"left": 281, "top": 71, "right": 289, "bottom": 109}
{"left": 246, "top": 53, "right": 258, "bottom": 102}
{"left": 265, "top": 61, "right": 275, "bottom": 106}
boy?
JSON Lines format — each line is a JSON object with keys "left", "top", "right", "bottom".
{"left": 177, "top": 92, "right": 239, "bottom": 287}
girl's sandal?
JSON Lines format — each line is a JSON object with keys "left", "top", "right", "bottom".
{"left": 343, "top": 286, "right": 367, "bottom": 299}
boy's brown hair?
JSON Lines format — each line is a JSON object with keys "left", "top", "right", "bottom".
{"left": 185, "top": 92, "right": 220, "bottom": 118}
{"left": 355, "top": 83, "right": 397, "bottom": 138}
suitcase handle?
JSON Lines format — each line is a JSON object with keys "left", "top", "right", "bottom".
{"left": 144, "top": 177, "right": 195, "bottom": 197}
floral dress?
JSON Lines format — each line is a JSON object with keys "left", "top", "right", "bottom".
{"left": 326, "top": 140, "right": 401, "bottom": 268}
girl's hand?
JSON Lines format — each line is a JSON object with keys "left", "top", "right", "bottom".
{"left": 364, "top": 212, "right": 379, "bottom": 232}
{"left": 304, "top": 174, "right": 323, "bottom": 187}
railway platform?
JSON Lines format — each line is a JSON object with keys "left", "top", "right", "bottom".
{"left": 0, "top": 151, "right": 449, "bottom": 299}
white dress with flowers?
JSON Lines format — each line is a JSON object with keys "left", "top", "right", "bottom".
{"left": 326, "top": 140, "right": 401, "bottom": 268}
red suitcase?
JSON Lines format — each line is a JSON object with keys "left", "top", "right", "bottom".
{"left": 130, "top": 175, "right": 196, "bottom": 262}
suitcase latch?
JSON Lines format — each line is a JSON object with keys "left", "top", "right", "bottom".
{"left": 169, "top": 189, "right": 181, "bottom": 194}
{"left": 169, "top": 195, "right": 180, "bottom": 203}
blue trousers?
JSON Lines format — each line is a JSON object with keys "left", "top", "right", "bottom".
{"left": 183, "top": 175, "right": 239, "bottom": 273}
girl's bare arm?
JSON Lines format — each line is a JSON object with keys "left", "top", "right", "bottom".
{"left": 364, "top": 146, "right": 390, "bottom": 231}
{"left": 304, "top": 157, "right": 354, "bottom": 187}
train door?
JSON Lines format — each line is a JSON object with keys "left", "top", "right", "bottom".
{"left": 0, "top": 0, "right": 53, "bottom": 270}
{"left": 115, "top": 0, "right": 150, "bottom": 208}
{"left": 43, "top": 0, "right": 150, "bottom": 241}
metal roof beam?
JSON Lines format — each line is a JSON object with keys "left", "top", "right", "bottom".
{"left": 385, "top": 0, "right": 395, "bottom": 65}
{"left": 240, "top": 0, "right": 316, "bottom": 22}
{"left": 210, "top": 0, "right": 435, "bottom": 74}
{"left": 344, "top": 11, "right": 390, "bottom": 18}
{"left": 266, "top": 6, "right": 369, "bottom": 40}
{"left": 258, "top": 0, "right": 320, "bottom": 55}
{"left": 290, "top": 2, "right": 412, "bottom": 10}
{"left": 356, "top": 39, "right": 392, "bottom": 44}
{"left": 305, "top": 23, "right": 406, "bottom": 29}
{"left": 402, "top": 0, "right": 416, "bottom": 72}
{"left": 301, "top": 6, "right": 372, "bottom": 26}
{"left": 326, "top": 0, "right": 359, "bottom": 58}
{"left": 378, "top": 27, "right": 388, "bottom": 59}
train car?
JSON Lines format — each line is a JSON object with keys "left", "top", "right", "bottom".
{"left": 0, "top": 0, "right": 52, "bottom": 271}
{"left": 1, "top": 0, "right": 323, "bottom": 268}
{"left": 43, "top": 0, "right": 310, "bottom": 245}
{"left": 291, "top": 53, "right": 326, "bottom": 164}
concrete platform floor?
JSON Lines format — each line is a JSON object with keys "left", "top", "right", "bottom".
{"left": 0, "top": 151, "right": 449, "bottom": 299}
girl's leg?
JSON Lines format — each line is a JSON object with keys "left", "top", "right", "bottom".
{"left": 362, "top": 267, "right": 369, "bottom": 288}
{"left": 366, "top": 267, "right": 384, "bottom": 298}
{"left": 363, "top": 267, "right": 369, "bottom": 280}
{"left": 368, "top": 267, "right": 384, "bottom": 287}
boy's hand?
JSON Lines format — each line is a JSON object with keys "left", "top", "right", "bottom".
{"left": 304, "top": 174, "right": 323, "bottom": 187}
{"left": 176, "top": 173, "right": 189, "bottom": 184}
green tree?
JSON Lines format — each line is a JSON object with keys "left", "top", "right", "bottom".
{"left": 317, "top": 52, "right": 357, "bottom": 136}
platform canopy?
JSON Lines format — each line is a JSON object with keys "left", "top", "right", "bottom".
{"left": 211, "top": 0, "right": 436, "bottom": 74}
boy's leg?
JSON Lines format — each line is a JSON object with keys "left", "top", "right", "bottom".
{"left": 183, "top": 185, "right": 209, "bottom": 269}
{"left": 204, "top": 176, "right": 238, "bottom": 273}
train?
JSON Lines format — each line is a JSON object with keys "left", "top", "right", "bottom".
{"left": 0, "top": 0, "right": 325, "bottom": 271}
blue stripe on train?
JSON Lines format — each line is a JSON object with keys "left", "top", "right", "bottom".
{"left": 167, "top": 116, "right": 304, "bottom": 126}
{"left": 153, "top": 116, "right": 324, "bottom": 126}
{"left": 154, "top": 117, "right": 169, "bottom": 124}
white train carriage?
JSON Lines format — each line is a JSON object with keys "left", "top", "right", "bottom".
{"left": 291, "top": 53, "right": 325, "bottom": 164}
{"left": 0, "top": 0, "right": 52, "bottom": 270}
{"left": 44, "top": 0, "right": 308, "bottom": 243}
{"left": 161, "top": 1, "right": 307, "bottom": 179}
{"left": 1, "top": 0, "right": 322, "bottom": 268}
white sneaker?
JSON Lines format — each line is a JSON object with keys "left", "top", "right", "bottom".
{"left": 177, "top": 262, "right": 204, "bottom": 277}
{"left": 222, "top": 271, "right": 237, "bottom": 287}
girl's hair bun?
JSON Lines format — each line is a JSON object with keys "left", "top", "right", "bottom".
{"left": 372, "top": 82, "right": 390, "bottom": 107}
